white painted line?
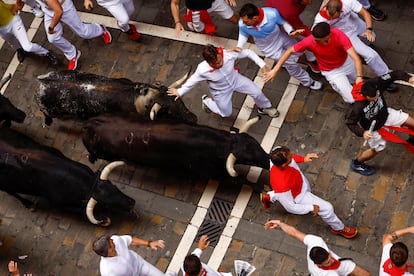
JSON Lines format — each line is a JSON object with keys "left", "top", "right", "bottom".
{"left": 208, "top": 77, "right": 299, "bottom": 270}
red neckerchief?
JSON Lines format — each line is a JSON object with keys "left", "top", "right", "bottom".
{"left": 317, "top": 257, "right": 341, "bottom": 270}
{"left": 183, "top": 10, "right": 216, "bottom": 35}
{"left": 382, "top": 258, "right": 414, "bottom": 275}
{"left": 208, "top": 47, "right": 224, "bottom": 72}
{"left": 185, "top": 268, "right": 207, "bottom": 276}
{"left": 253, "top": 8, "right": 265, "bottom": 30}
{"left": 351, "top": 82, "right": 366, "bottom": 101}
{"left": 319, "top": 0, "right": 343, "bottom": 20}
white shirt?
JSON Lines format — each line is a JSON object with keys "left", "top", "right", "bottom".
{"left": 304, "top": 235, "right": 356, "bottom": 276}
{"left": 177, "top": 49, "right": 265, "bottom": 97}
{"left": 100, "top": 235, "right": 144, "bottom": 276}
{"left": 313, "top": 0, "right": 365, "bottom": 37}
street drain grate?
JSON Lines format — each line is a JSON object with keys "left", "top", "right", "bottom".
{"left": 196, "top": 198, "right": 233, "bottom": 247}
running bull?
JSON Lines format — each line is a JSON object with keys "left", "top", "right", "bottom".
{"left": 0, "top": 74, "right": 26, "bottom": 127}
{"left": 82, "top": 114, "right": 270, "bottom": 178}
{"left": 0, "top": 127, "right": 135, "bottom": 226}
{"left": 35, "top": 70, "right": 197, "bottom": 126}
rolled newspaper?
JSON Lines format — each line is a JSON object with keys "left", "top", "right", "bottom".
{"left": 363, "top": 120, "right": 376, "bottom": 147}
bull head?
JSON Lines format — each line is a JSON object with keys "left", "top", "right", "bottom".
{"left": 148, "top": 68, "right": 197, "bottom": 123}
{"left": 225, "top": 116, "right": 261, "bottom": 177}
{"left": 86, "top": 161, "right": 135, "bottom": 226}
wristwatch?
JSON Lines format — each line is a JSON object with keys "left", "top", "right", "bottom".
{"left": 48, "top": 26, "right": 54, "bottom": 32}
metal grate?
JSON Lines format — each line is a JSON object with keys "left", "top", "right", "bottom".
{"left": 196, "top": 198, "right": 233, "bottom": 247}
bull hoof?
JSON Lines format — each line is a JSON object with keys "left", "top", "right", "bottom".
{"left": 2, "top": 120, "right": 11, "bottom": 128}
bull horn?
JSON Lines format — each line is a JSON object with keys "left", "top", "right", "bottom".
{"left": 226, "top": 153, "right": 238, "bottom": 177}
{"left": 150, "top": 103, "right": 162, "bottom": 120}
{"left": 239, "top": 116, "right": 261, "bottom": 133}
{"left": 0, "top": 73, "right": 12, "bottom": 90}
{"left": 100, "top": 161, "right": 126, "bottom": 180}
{"left": 168, "top": 67, "right": 192, "bottom": 88}
{"left": 85, "top": 161, "right": 126, "bottom": 226}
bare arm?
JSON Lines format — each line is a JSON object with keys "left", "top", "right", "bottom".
{"left": 46, "top": 0, "right": 63, "bottom": 34}
{"left": 264, "top": 220, "right": 307, "bottom": 243}
{"left": 171, "top": 0, "right": 184, "bottom": 36}
{"left": 349, "top": 265, "right": 371, "bottom": 276}
{"left": 346, "top": 46, "right": 363, "bottom": 83}
{"left": 358, "top": 8, "right": 375, "bottom": 43}
{"left": 383, "top": 226, "right": 414, "bottom": 246}
{"left": 130, "top": 236, "right": 166, "bottom": 250}
{"left": 263, "top": 47, "right": 295, "bottom": 82}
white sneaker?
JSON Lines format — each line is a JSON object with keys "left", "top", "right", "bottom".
{"left": 258, "top": 107, "right": 279, "bottom": 118}
{"left": 309, "top": 80, "right": 323, "bottom": 90}
{"left": 201, "top": 94, "right": 211, "bottom": 113}
{"left": 30, "top": 7, "right": 44, "bottom": 18}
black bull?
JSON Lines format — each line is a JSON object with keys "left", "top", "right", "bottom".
{"left": 82, "top": 114, "right": 271, "bottom": 179}
{"left": 0, "top": 74, "right": 26, "bottom": 127}
{"left": 35, "top": 70, "right": 197, "bottom": 125}
{"left": 0, "top": 127, "right": 135, "bottom": 226}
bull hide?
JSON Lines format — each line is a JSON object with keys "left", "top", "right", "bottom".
{"left": 0, "top": 127, "right": 135, "bottom": 226}
{"left": 82, "top": 114, "right": 270, "bottom": 179}
{"left": 0, "top": 74, "right": 26, "bottom": 127}
{"left": 35, "top": 70, "right": 197, "bottom": 126}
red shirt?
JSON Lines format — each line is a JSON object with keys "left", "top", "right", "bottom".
{"left": 293, "top": 28, "right": 352, "bottom": 71}
{"left": 270, "top": 154, "right": 305, "bottom": 199}
{"left": 265, "top": 0, "right": 312, "bottom": 36}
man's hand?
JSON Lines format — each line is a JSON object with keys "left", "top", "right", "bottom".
{"left": 84, "top": 0, "right": 93, "bottom": 10}
{"left": 363, "top": 30, "right": 375, "bottom": 43}
{"left": 8, "top": 260, "right": 19, "bottom": 276}
{"left": 311, "top": 205, "right": 320, "bottom": 216}
{"left": 198, "top": 235, "right": 210, "bottom": 250}
{"left": 150, "top": 240, "right": 166, "bottom": 250}
{"left": 264, "top": 220, "right": 281, "bottom": 230}
{"left": 363, "top": 130, "right": 374, "bottom": 141}
{"left": 304, "top": 153, "right": 319, "bottom": 162}
{"left": 263, "top": 70, "right": 277, "bottom": 83}
{"left": 167, "top": 88, "right": 180, "bottom": 101}
{"left": 289, "top": 29, "right": 305, "bottom": 38}
{"left": 409, "top": 75, "right": 414, "bottom": 85}
{"left": 225, "top": 0, "right": 236, "bottom": 7}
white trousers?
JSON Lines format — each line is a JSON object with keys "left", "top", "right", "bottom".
{"left": 204, "top": 73, "right": 272, "bottom": 117}
{"left": 322, "top": 56, "right": 357, "bottom": 104}
{"left": 269, "top": 191, "right": 345, "bottom": 231}
{"left": 256, "top": 32, "right": 313, "bottom": 87}
{"left": 139, "top": 259, "right": 167, "bottom": 276}
{"left": 99, "top": 0, "right": 134, "bottom": 32}
{"left": 0, "top": 15, "right": 48, "bottom": 55}
{"left": 39, "top": 0, "right": 103, "bottom": 60}
{"left": 350, "top": 34, "right": 389, "bottom": 76}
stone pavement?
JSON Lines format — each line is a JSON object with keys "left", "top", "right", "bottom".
{"left": 0, "top": 0, "right": 414, "bottom": 275}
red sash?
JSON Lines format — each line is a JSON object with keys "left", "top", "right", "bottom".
{"left": 183, "top": 10, "right": 216, "bottom": 35}
{"left": 351, "top": 82, "right": 366, "bottom": 101}
{"left": 319, "top": 0, "right": 343, "bottom": 19}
